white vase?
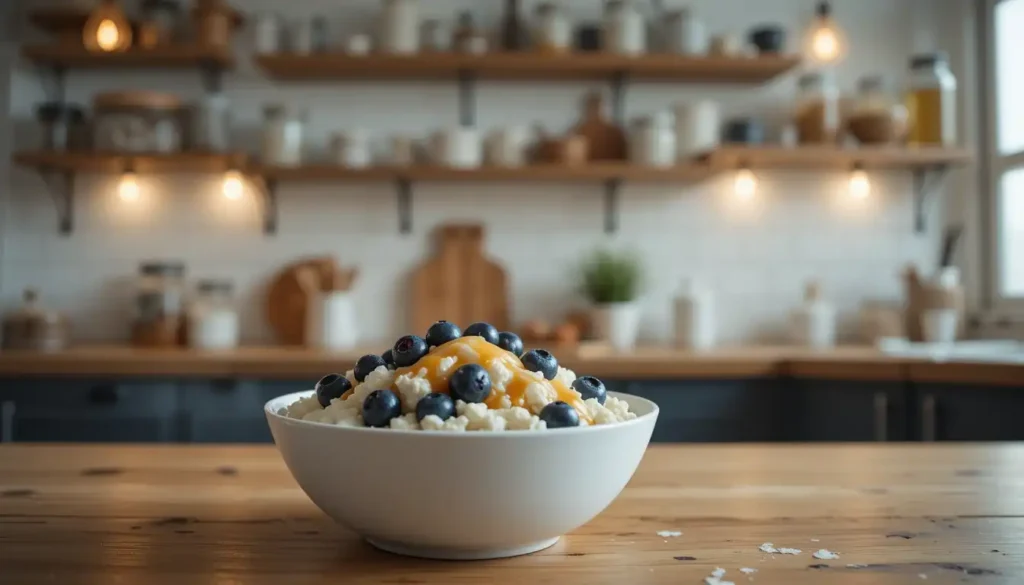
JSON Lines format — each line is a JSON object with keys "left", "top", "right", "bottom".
{"left": 591, "top": 302, "right": 641, "bottom": 351}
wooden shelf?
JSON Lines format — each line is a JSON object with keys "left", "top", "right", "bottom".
{"left": 704, "top": 145, "right": 973, "bottom": 170}
{"left": 253, "top": 163, "right": 712, "bottom": 183}
{"left": 14, "top": 151, "right": 247, "bottom": 173}
{"left": 21, "top": 44, "right": 234, "bottom": 69}
{"left": 28, "top": 7, "right": 244, "bottom": 34}
{"left": 255, "top": 53, "right": 801, "bottom": 83}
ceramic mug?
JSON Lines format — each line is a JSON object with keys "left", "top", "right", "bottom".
{"left": 431, "top": 127, "right": 482, "bottom": 168}
{"left": 485, "top": 126, "right": 530, "bottom": 167}
{"left": 331, "top": 130, "right": 372, "bottom": 169}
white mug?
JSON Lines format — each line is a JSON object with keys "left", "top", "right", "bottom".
{"left": 306, "top": 291, "right": 359, "bottom": 351}
{"left": 673, "top": 100, "right": 720, "bottom": 159}
{"left": 431, "top": 127, "right": 482, "bottom": 168}
{"left": 485, "top": 126, "right": 529, "bottom": 167}
{"left": 331, "top": 130, "right": 372, "bottom": 169}
{"left": 922, "top": 308, "right": 958, "bottom": 345}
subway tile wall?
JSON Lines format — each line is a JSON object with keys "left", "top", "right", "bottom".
{"left": 0, "top": 0, "right": 970, "bottom": 345}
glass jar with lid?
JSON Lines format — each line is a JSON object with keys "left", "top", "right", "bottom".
{"left": 847, "top": 75, "right": 908, "bottom": 145}
{"left": 794, "top": 71, "right": 840, "bottom": 144}
{"left": 261, "top": 104, "right": 305, "bottom": 166}
{"left": 187, "top": 279, "right": 239, "bottom": 350}
{"left": 136, "top": 262, "right": 186, "bottom": 323}
{"left": 906, "top": 52, "right": 957, "bottom": 146}
{"left": 533, "top": 2, "right": 571, "bottom": 53}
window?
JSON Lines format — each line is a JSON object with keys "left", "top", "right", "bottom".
{"left": 986, "top": 0, "right": 1024, "bottom": 304}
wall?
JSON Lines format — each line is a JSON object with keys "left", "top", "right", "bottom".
{"left": 0, "top": 0, "right": 974, "bottom": 346}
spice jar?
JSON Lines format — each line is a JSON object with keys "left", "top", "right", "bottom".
{"left": 533, "top": 2, "right": 571, "bottom": 53}
{"left": 187, "top": 279, "right": 239, "bottom": 350}
{"left": 35, "top": 102, "right": 88, "bottom": 151}
{"left": 261, "top": 104, "right": 305, "bottom": 166}
{"left": 602, "top": 0, "right": 646, "bottom": 55}
{"left": 193, "top": 0, "right": 234, "bottom": 49}
{"left": 2, "top": 289, "right": 70, "bottom": 353}
{"left": 906, "top": 52, "right": 957, "bottom": 146}
{"left": 133, "top": 261, "right": 186, "bottom": 348}
{"left": 793, "top": 71, "right": 840, "bottom": 145}
{"left": 847, "top": 75, "right": 908, "bottom": 145}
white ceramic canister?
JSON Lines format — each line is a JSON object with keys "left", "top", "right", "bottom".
{"left": 602, "top": 0, "right": 646, "bottom": 55}
{"left": 663, "top": 8, "right": 707, "bottom": 55}
{"left": 673, "top": 100, "right": 720, "bottom": 159}
{"left": 346, "top": 34, "right": 372, "bottom": 55}
{"left": 921, "top": 308, "right": 958, "bottom": 345}
{"left": 187, "top": 279, "right": 239, "bottom": 351}
{"left": 431, "top": 127, "right": 482, "bottom": 168}
{"left": 380, "top": 0, "right": 420, "bottom": 55}
{"left": 629, "top": 111, "right": 675, "bottom": 167}
{"left": 674, "top": 279, "right": 715, "bottom": 351}
{"left": 192, "top": 93, "right": 231, "bottom": 152}
{"left": 261, "top": 105, "right": 305, "bottom": 166}
{"left": 590, "top": 302, "right": 642, "bottom": 352}
{"left": 254, "top": 12, "right": 283, "bottom": 54}
{"left": 306, "top": 291, "right": 359, "bottom": 351}
{"left": 790, "top": 282, "right": 837, "bottom": 349}
{"left": 485, "top": 125, "right": 530, "bottom": 167}
{"left": 331, "top": 130, "right": 372, "bottom": 169}
{"left": 533, "top": 2, "right": 572, "bottom": 52}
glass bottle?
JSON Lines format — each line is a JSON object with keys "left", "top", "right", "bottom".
{"left": 906, "top": 52, "right": 957, "bottom": 146}
{"left": 793, "top": 71, "right": 840, "bottom": 144}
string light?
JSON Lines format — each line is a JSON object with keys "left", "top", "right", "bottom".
{"left": 222, "top": 170, "right": 244, "bottom": 200}
{"left": 805, "top": 1, "right": 846, "bottom": 64}
{"left": 734, "top": 167, "right": 758, "bottom": 200}
{"left": 119, "top": 171, "right": 140, "bottom": 202}
{"left": 848, "top": 167, "right": 871, "bottom": 199}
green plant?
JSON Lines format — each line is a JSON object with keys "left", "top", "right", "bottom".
{"left": 578, "top": 249, "right": 642, "bottom": 304}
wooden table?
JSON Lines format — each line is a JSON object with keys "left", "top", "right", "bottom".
{"left": 0, "top": 444, "right": 1019, "bottom": 584}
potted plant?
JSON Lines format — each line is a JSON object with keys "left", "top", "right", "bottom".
{"left": 579, "top": 249, "right": 643, "bottom": 351}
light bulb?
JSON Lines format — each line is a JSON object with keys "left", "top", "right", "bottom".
{"left": 848, "top": 169, "right": 871, "bottom": 199}
{"left": 805, "top": 2, "right": 846, "bottom": 64}
{"left": 734, "top": 168, "right": 758, "bottom": 200}
{"left": 810, "top": 27, "right": 839, "bottom": 61}
{"left": 83, "top": 0, "right": 132, "bottom": 53}
{"left": 222, "top": 170, "right": 244, "bottom": 200}
{"left": 96, "top": 19, "right": 120, "bottom": 51}
{"left": 119, "top": 172, "right": 140, "bottom": 202}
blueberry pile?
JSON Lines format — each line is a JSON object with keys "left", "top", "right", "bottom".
{"left": 313, "top": 320, "right": 609, "bottom": 430}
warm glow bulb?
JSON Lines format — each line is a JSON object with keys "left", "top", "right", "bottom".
{"left": 119, "top": 172, "right": 140, "bottom": 202}
{"left": 96, "top": 19, "right": 120, "bottom": 51}
{"left": 222, "top": 171, "right": 244, "bottom": 200}
{"left": 848, "top": 169, "right": 871, "bottom": 199}
{"left": 811, "top": 27, "right": 839, "bottom": 62}
{"left": 805, "top": 2, "right": 846, "bottom": 64}
{"left": 734, "top": 168, "right": 758, "bottom": 200}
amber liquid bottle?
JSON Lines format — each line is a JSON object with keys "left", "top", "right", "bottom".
{"left": 501, "top": 0, "right": 528, "bottom": 50}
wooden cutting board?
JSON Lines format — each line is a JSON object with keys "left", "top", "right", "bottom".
{"left": 573, "top": 91, "right": 627, "bottom": 161}
{"left": 410, "top": 224, "right": 509, "bottom": 335}
{"left": 266, "top": 256, "right": 338, "bottom": 346}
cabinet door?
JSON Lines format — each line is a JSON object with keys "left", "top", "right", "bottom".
{"left": 8, "top": 379, "right": 179, "bottom": 443}
{"left": 181, "top": 379, "right": 303, "bottom": 443}
{"left": 916, "top": 384, "right": 1024, "bottom": 441}
{"left": 790, "top": 380, "right": 908, "bottom": 442}
{"left": 622, "top": 379, "right": 786, "bottom": 443}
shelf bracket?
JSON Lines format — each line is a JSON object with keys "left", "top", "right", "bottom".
{"left": 609, "top": 71, "right": 628, "bottom": 125}
{"left": 912, "top": 165, "right": 949, "bottom": 234}
{"left": 603, "top": 179, "right": 622, "bottom": 234}
{"left": 41, "top": 170, "right": 75, "bottom": 236}
{"left": 457, "top": 69, "right": 477, "bottom": 127}
{"left": 396, "top": 178, "right": 413, "bottom": 235}
{"left": 250, "top": 176, "right": 278, "bottom": 235}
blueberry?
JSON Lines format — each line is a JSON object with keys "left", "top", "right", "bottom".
{"left": 426, "top": 320, "right": 462, "bottom": 347}
{"left": 448, "top": 363, "right": 492, "bottom": 403}
{"left": 463, "top": 322, "right": 500, "bottom": 345}
{"left": 354, "top": 354, "right": 387, "bottom": 382}
{"left": 497, "top": 331, "right": 524, "bottom": 357}
{"left": 381, "top": 349, "right": 396, "bottom": 370}
{"left": 572, "top": 375, "right": 607, "bottom": 404}
{"left": 362, "top": 389, "right": 402, "bottom": 428}
{"left": 315, "top": 373, "right": 352, "bottom": 407}
{"left": 539, "top": 401, "right": 580, "bottom": 429}
{"left": 521, "top": 349, "right": 558, "bottom": 380}
{"left": 415, "top": 393, "right": 456, "bottom": 422}
{"left": 392, "top": 335, "right": 429, "bottom": 368}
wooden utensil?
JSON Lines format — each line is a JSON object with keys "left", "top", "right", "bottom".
{"left": 410, "top": 224, "right": 509, "bottom": 334}
{"left": 573, "top": 91, "right": 627, "bottom": 161}
{"left": 267, "top": 256, "right": 354, "bottom": 346}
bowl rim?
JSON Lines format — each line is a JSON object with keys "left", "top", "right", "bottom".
{"left": 265, "top": 390, "right": 659, "bottom": 437}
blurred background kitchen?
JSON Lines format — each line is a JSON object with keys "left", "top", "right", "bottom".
{"left": 0, "top": 0, "right": 1021, "bottom": 444}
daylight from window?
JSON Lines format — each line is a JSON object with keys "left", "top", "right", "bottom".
{"left": 996, "top": 0, "right": 1024, "bottom": 296}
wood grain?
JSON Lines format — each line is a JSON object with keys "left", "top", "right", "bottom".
{"left": 0, "top": 444, "right": 1020, "bottom": 584}
{"left": 21, "top": 44, "right": 235, "bottom": 68}
{"left": 252, "top": 162, "right": 712, "bottom": 182}
{"left": 13, "top": 151, "right": 247, "bottom": 173}
{"left": 704, "top": 145, "right": 974, "bottom": 170}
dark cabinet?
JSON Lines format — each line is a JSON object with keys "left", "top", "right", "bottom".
{"left": 789, "top": 380, "right": 909, "bottom": 442}
{"left": 914, "top": 383, "right": 1024, "bottom": 441}
{"left": 180, "top": 379, "right": 302, "bottom": 443}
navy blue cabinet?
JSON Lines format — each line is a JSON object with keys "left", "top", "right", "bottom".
{"left": 913, "top": 383, "right": 1024, "bottom": 441}
{"left": 179, "top": 379, "right": 301, "bottom": 443}
{"left": 789, "top": 380, "right": 909, "bottom": 442}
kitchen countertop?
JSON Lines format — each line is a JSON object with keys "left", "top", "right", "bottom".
{"left": 0, "top": 443, "right": 1019, "bottom": 584}
{"left": 0, "top": 344, "right": 1020, "bottom": 385}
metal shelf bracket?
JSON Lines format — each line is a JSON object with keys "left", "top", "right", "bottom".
{"left": 396, "top": 178, "right": 413, "bottom": 235}
{"left": 250, "top": 176, "right": 278, "bottom": 235}
{"left": 603, "top": 179, "right": 622, "bottom": 234}
{"left": 457, "top": 69, "right": 477, "bottom": 127}
{"left": 912, "top": 165, "right": 950, "bottom": 234}
{"left": 40, "top": 170, "right": 75, "bottom": 236}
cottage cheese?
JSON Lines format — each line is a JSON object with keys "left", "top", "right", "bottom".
{"left": 394, "top": 367, "right": 433, "bottom": 413}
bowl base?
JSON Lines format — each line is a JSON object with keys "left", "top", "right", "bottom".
{"left": 366, "top": 536, "right": 560, "bottom": 560}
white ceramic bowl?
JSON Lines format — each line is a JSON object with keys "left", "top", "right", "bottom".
{"left": 265, "top": 391, "right": 658, "bottom": 560}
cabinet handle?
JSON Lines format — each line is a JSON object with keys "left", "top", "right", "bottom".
{"left": 873, "top": 392, "right": 888, "bottom": 442}
{"left": 922, "top": 394, "right": 937, "bottom": 442}
{"left": 88, "top": 385, "right": 119, "bottom": 405}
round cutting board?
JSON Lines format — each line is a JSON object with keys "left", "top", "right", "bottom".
{"left": 265, "top": 257, "right": 328, "bottom": 346}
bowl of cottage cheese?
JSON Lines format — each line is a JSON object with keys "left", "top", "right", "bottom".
{"left": 265, "top": 320, "right": 658, "bottom": 560}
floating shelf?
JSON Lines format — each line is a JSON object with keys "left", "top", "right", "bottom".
{"left": 21, "top": 44, "right": 235, "bottom": 69}
{"left": 28, "top": 7, "right": 244, "bottom": 34}
{"left": 253, "top": 163, "right": 712, "bottom": 182}
{"left": 255, "top": 53, "right": 801, "bottom": 83}
{"left": 14, "top": 151, "right": 247, "bottom": 173}
{"left": 703, "top": 145, "right": 974, "bottom": 170}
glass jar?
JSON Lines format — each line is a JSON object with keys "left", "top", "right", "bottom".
{"left": 533, "top": 2, "right": 571, "bottom": 53}
{"left": 847, "top": 75, "right": 907, "bottom": 145}
{"left": 136, "top": 262, "right": 186, "bottom": 323}
{"left": 187, "top": 279, "right": 239, "bottom": 350}
{"left": 602, "top": 0, "right": 646, "bottom": 55}
{"left": 141, "top": 0, "right": 182, "bottom": 46}
{"left": 906, "top": 52, "right": 957, "bottom": 146}
{"left": 794, "top": 71, "right": 840, "bottom": 145}
{"left": 629, "top": 111, "right": 676, "bottom": 167}
{"left": 192, "top": 93, "right": 231, "bottom": 152}
{"left": 35, "top": 103, "right": 88, "bottom": 151}
{"left": 261, "top": 104, "right": 305, "bottom": 166}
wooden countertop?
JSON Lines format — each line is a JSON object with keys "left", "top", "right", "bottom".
{"left": 1, "top": 444, "right": 1019, "bottom": 584}
{"left": 0, "top": 345, "right": 1021, "bottom": 386}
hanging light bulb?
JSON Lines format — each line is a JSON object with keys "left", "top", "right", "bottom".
{"left": 83, "top": 0, "right": 132, "bottom": 53}
{"left": 848, "top": 167, "right": 871, "bottom": 199}
{"left": 222, "top": 170, "right": 244, "bottom": 200}
{"left": 804, "top": 1, "right": 846, "bottom": 65}
{"left": 734, "top": 167, "right": 758, "bottom": 200}
{"left": 119, "top": 171, "right": 140, "bottom": 202}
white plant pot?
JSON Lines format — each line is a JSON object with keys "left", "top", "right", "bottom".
{"left": 590, "top": 302, "right": 641, "bottom": 351}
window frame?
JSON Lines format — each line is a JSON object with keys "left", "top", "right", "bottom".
{"left": 981, "top": 0, "right": 1024, "bottom": 311}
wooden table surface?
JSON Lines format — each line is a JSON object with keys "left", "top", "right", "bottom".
{"left": 0, "top": 444, "right": 1019, "bottom": 584}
